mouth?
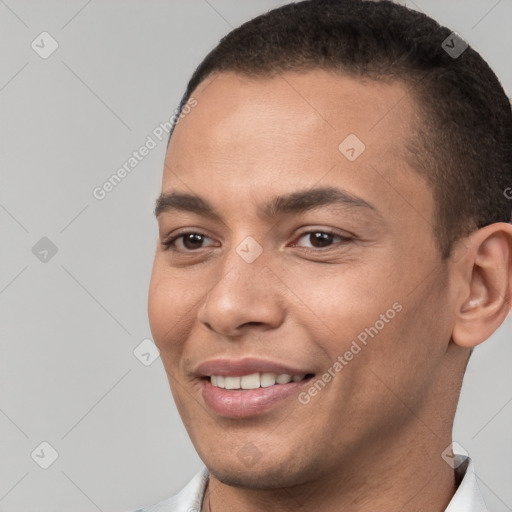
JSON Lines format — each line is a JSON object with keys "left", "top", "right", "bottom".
{"left": 194, "top": 357, "right": 317, "bottom": 418}
{"left": 199, "top": 372, "right": 315, "bottom": 418}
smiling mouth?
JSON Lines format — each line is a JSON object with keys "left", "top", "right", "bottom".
{"left": 205, "top": 372, "right": 315, "bottom": 390}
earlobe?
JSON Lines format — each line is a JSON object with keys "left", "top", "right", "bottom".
{"left": 451, "top": 223, "right": 512, "bottom": 348}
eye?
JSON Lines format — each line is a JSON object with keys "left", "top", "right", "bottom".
{"left": 161, "top": 232, "right": 217, "bottom": 252}
{"left": 291, "top": 230, "right": 352, "bottom": 249}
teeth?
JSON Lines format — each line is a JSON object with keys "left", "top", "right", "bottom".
{"left": 260, "top": 372, "right": 277, "bottom": 388}
{"left": 240, "top": 373, "right": 260, "bottom": 389}
{"left": 209, "top": 372, "right": 307, "bottom": 389}
{"left": 224, "top": 376, "right": 240, "bottom": 389}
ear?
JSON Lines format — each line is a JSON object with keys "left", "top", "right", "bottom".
{"left": 451, "top": 222, "right": 512, "bottom": 348}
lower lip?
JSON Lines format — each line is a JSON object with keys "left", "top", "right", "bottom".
{"left": 200, "top": 377, "right": 312, "bottom": 418}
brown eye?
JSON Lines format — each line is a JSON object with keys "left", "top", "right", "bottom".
{"left": 308, "top": 232, "right": 336, "bottom": 248}
{"left": 181, "top": 233, "right": 207, "bottom": 250}
{"left": 293, "top": 230, "right": 351, "bottom": 249}
{"left": 162, "top": 232, "right": 215, "bottom": 251}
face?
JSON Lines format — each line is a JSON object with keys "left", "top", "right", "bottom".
{"left": 148, "top": 70, "right": 457, "bottom": 488}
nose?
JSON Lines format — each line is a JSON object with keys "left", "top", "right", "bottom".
{"left": 197, "top": 250, "right": 286, "bottom": 338}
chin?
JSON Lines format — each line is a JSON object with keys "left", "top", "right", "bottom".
{"left": 205, "top": 453, "right": 319, "bottom": 490}
{"left": 210, "top": 466, "right": 298, "bottom": 490}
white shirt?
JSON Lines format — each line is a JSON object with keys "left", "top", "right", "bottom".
{"left": 134, "top": 456, "right": 487, "bottom": 512}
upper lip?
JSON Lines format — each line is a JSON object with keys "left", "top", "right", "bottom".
{"left": 195, "top": 357, "right": 314, "bottom": 377}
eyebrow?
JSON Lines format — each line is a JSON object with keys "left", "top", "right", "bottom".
{"left": 154, "top": 186, "right": 378, "bottom": 220}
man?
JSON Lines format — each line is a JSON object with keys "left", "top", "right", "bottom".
{"left": 142, "top": 0, "right": 512, "bottom": 510}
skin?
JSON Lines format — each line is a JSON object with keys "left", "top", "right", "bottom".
{"left": 147, "top": 70, "right": 512, "bottom": 512}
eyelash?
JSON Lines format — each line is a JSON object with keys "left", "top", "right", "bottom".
{"left": 161, "top": 229, "right": 352, "bottom": 252}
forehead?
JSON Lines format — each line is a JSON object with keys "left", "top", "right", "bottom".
{"left": 162, "top": 70, "right": 432, "bottom": 232}
{"left": 170, "top": 69, "right": 415, "bottom": 158}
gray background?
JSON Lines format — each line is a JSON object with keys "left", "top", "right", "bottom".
{"left": 0, "top": 1, "right": 511, "bottom": 511}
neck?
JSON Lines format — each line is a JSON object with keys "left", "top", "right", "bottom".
{"left": 203, "top": 424, "right": 457, "bottom": 512}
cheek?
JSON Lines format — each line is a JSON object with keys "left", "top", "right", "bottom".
{"left": 287, "top": 257, "right": 444, "bottom": 389}
{"left": 285, "top": 262, "right": 397, "bottom": 340}
{"left": 148, "top": 276, "right": 173, "bottom": 345}
{"left": 148, "top": 266, "right": 200, "bottom": 350}
{"left": 355, "top": 269, "right": 453, "bottom": 406}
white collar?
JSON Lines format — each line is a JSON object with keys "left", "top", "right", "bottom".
{"left": 446, "top": 456, "right": 488, "bottom": 511}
